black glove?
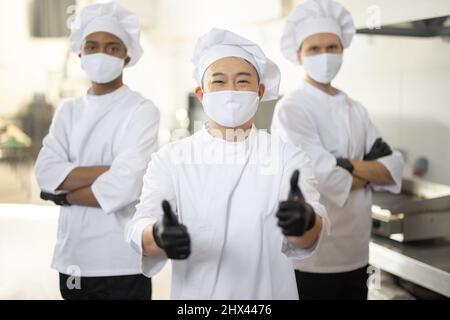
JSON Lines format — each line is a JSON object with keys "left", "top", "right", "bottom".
{"left": 276, "top": 170, "right": 316, "bottom": 237}
{"left": 364, "top": 138, "right": 392, "bottom": 161}
{"left": 40, "top": 192, "right": 71, "bottom": 206}
{"left": 336, "top": 158, "right": 354, "bottom": 174}
{"left": 153, "top": 200, "right": 191, "bottom": 260}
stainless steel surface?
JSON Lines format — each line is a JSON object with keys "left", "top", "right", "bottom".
{"left": 372, "top": 178, "right": 450, "bottom": 241}
{"left": 369, "top": 235, "right": 450, "bottom": 297}
{"left": 357, "top": 16, "right": 450, "bottom": 38}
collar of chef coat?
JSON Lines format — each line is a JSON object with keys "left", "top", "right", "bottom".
{"left": 199, "top": 122, "right": 259, "bottom": 161}
{"left": 301, "top": 79, "right": 348, "bottom": 104}
{"left": 84, "top": 85, "right": 129, "bottom": 107}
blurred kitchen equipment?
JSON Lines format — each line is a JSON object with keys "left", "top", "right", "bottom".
{"left": 30, "top": 0, "right": 76, "bottom": 38}
{"left": 0, "top": 119, "right": 33, "bottom": 202}
{"left": 0, "top": 120, "right": 32, "bottom": 155}
{"left": 17, "top": 93, "right": 54, "bottom": 158}
{"left": 413, "top": 156, "right": 429, "bottom": 177}
{"left": 358, "top": 15, "right": 450, "bottom": 37}
{"left": 253, "top": 99, "right": 279, "bottom": 132}
{"left": 372, "top": 178, "right": 450, "bottom": 242}
{"left": 187, "top": 93, "right": 207, "bottom": 134}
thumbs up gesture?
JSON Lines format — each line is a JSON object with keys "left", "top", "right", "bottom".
{"left": 276, "top": 170, "right": 316, "bottom": 237}
{"left": 152, "top": 200, "right": 191, "bottom": 260}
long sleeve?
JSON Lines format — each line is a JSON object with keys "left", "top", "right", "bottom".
{"left": 280, "top": 143, "right": 330, "bottom": 260}
{"left": 91, "top": 101, "right": 160, "bottom": 214}
{"left": 35, "top": 102, "right": 77, "bottom": 193}
{"left": 364, "top": 114, "right": 405, "bottom": 194}
{"left": 272, "top": 102, "right": 353, "bottom": 208}
{"left": 125, "top": 145, "right": 176, "bottom": 277}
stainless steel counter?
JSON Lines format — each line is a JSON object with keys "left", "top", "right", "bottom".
{"left": 369, "top": 235, "right": 450, "bottom": 297}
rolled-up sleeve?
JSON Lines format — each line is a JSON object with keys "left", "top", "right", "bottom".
{"left": 91, "top": 102, "right": 160, "bottom": 214}
{"left": 365, "top": 116, "right": 405, "bottom": 194}
{"left": 272, "top": 101, "right": 352, "bottom": 208}
{"left": 125, "top": 145, "right": 177, "bottom": 277}
{"left": 35, "top": 102, "right": 77, "bottom": 193}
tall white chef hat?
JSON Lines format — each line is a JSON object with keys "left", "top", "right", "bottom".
{"left": 191, "top": 28, "right": 281, "bottom": 102}
{"left": 281, "top": 0, "right": 356, "bottom": 64}
{"left": 70, "top": 1, "right": 143, "bottom": 67}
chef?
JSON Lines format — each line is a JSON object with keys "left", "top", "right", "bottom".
{"left": 35, "top": 2, "right": 160, "bottom": 300}
{"left": 126, "top": 28, "right": 329, "bottom": 300}
{"left": 271, "top": 0, "right": 405, "bottom": 300}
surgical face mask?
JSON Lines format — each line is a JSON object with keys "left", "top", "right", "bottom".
{"left": 202, "top": 90, "right": 260, "bottom": 128}
{"left": 81, "top": 53, "right": 125, "bottom": 84}
{"left": 302, "top": 53, "right": 343, "bottom": 84}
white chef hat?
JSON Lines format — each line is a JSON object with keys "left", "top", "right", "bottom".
{"left": 191, "top": 28, "right": 281, "bottom": 102}
{"left": 70, "top": 1, "right": 143, "bottom": 67}
{"left": 281, "top": 0, "right": 356, "bottom": 64}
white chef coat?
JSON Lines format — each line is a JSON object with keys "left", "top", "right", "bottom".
{"left": 35, "top": 85, "right": 160, "bottom": 277}
{"left": 271, "top": 80, "right": 404, "bottom": 273}
{"left": 126, "top": 125, "right": 328, "bottom": 299}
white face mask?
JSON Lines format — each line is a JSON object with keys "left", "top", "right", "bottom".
{"left": 302, "top": 53, "right": 343, "bottom": 84}
{"left": 202, "top": 90, "right": 260, "bottom": 128}
{"left": 81, "top": 53, "right": 125, "bottom": 84}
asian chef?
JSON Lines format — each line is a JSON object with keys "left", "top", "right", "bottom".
{"left": 126, "top": 28, "right": 329, "bottom": 300}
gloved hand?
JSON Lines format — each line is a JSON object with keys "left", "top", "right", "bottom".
{"left": 276, "top": 170, "right": 316, "bottom": 237}
{"left": 336, "top": 158, "right": 354, "bottom": 174}
{"left": 153, "top": 200, "right": 191, "bottom": 260}
{"left": 40, "top": 192, "right": 71, "bottom": 206}
{"left": 364, "top": 138, "right": 392, "bottom": 161}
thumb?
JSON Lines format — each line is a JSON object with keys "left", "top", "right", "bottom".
{"left": 162, "top": 200, "right": 178, "bottom": 226}
{"left": 288, "top": 170, "right": 305, "bottom": 202}
{"left": 374, "top": 138, "right": 383, "bottom": 149}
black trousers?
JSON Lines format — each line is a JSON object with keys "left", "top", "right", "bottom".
{"left": 59, "top": 273, "right": 152, "bottom": 300}
{"left": 295, "top": 265, "right": 369, "bottom": 300}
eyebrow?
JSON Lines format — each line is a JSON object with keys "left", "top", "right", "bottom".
{"left": 84, "top": 40, "right": 123, "bottom": 47}
{"left": 211, "top": 72, "right": 253, "bottom": 77}
{"left": 236, "top": 72, "right": 253, "bottom": 77}
{"left": 211, "top": 72, "right": 226, "bottom": 77}
{"left": 106, "top": 41, "right": 123, "bottom": 46}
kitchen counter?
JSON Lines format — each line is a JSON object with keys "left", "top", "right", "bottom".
{"left": 369, "top": 235, "right": 450, "bottom": 297}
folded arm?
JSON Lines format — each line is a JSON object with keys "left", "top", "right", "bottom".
{"left": 66, "top": 186, "right": 101, "bottom": 208}
{"left": 362, "top": 112, "right": 405, "bottom": 192}
{"left": 91, "top": 104, "right": 160, "bottom": 214}
{"left": 35, "top": 103, "right": 77, "bottom": 193}
{"left": 351, "top": 174, "right": 369, "bottom": 191}
{"left": 58, "top": 166, "right": 110, "bottom": 192}
{"left": 351, "top": 160, "right": 394, "bottom": 186}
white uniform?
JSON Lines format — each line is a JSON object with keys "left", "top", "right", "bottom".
{"left": 271, "top": 80, "right": 404, "bottom": 273}
{"left": 126, "top": 125, "right": 328, "bottom": 299}
{"left": 35, "top": 85, "right": 160, "bottom": 277}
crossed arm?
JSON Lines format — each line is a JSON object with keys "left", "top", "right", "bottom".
{"left": 350, "top": 160, "right": 394, "bottom": 191}
{"left": 58, "top": 166, "right": 109, "bottom": 207}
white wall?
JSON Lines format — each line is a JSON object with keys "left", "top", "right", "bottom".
{"left": 0, "top": 0, "right": 68, "bottom": 116}
{"left": 335, "top": 35, "right": 450, "bottom": 185}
